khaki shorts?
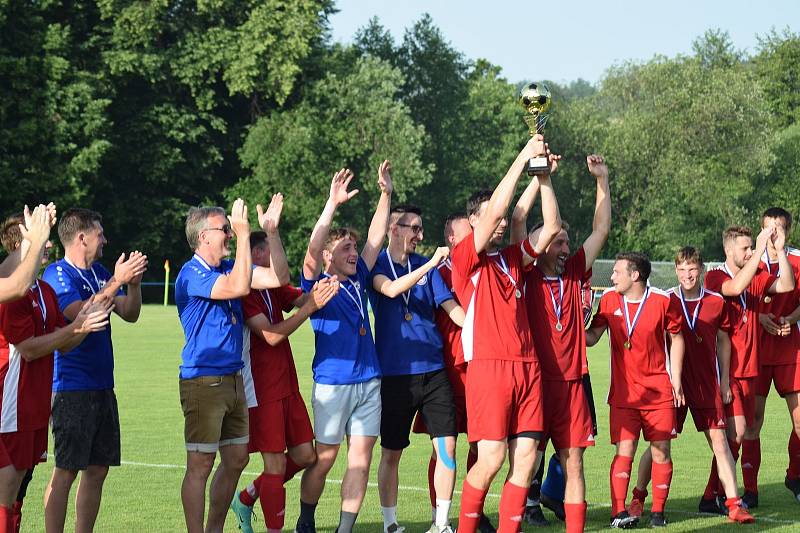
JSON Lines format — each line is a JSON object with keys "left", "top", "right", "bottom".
{"left": 179, "top": 374, "right": 249, "bottom": 453}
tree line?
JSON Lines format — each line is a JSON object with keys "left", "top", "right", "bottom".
{"left": 2, "top": 1, "right": 799, "bottom": 282}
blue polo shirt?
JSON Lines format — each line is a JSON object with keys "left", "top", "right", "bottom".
{"left": 300, "top": 257, "right": 380, "bottom": 385}
{"left": 43, "top": 259, "right": 123, "bottom": 392}
{"left": 368, "top": 250, "right": 453, "bottom": 376}
{"left": 175, "top": 255, "right": 245, "bottom": 379}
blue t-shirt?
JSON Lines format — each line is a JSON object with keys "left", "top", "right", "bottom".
{"left": 175, "top": 255, "right": 245, "bottom": 379}
{"left": 43, "top": 259, "right": 123, "bottom": 392}
{"left": 300, "top": 257, "right": 381, "bottom": 385}
{"left": 368, "top": 251, "right": 453, "bottom": 376}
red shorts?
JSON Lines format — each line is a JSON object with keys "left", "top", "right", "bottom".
{"left": 756, "top": 364, "right": 800, "bottom": 398}
{"left": 725, "top": 377, "right": 756, "bottom": 425}
{"left": 248, "top": 391, "right": 314, "bottom": 454}
{"left": 676, "top": 405, "right": 727, "bottom": 433}
{"left": 540, "top": 379, "right": 595, "bottom": 450}
{"left": 609, "top": 406, "right": 677, "bottom": 443}
{"left": 466, "top": 359, "right": 543, "bottom": 442}
{"left": 0, "top": 428, "right": 48, "bottom": 470}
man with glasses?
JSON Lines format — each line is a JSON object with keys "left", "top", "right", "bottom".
{"left": 369, "top": 204, "right": 463, "bottom": 533}
{"left": 175, "top": 197, "right": 289, "bottom": 533}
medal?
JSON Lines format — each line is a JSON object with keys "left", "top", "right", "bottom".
{"left": 386, "top": 250, "right": 417, "bottom": 321}
{"left": 495, "top": 252, "right": 521, "bottom": 301}
{"left": 341, "top": 278, "right": 367, "bottom": 336}
{"left": 359, "top": 326, "right": 367, "bottom": 336}
{"left": 404, "top": 312, "right": 413, "bottom": 321}
{"left": 743, "top": 315, "right": 748, "bottom": 323}
{"left": 764, "top": 295, "right": 772, "bottom": 304}
{"left": 677, "top": 286, "right": 704, "bottom": 344}
{"left": 545, "top": 276, "right": 564, "bottom": 333}
{"left": 621, "top": 288, "right": 649, "bottom": 352}
{"left": 231, "top": 315, "right": 237, "bottom": 325}
{"left": 696, "top": 335, "right": 703, "bottom": 343}
{"left": 555, "top": 322, "right": 563, "bottom": 332}
{"left": 722, "top": 263, "right": 748, "bottom": 325}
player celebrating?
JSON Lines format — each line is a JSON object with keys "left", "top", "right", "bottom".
{"left": 370, "top": 204, "right": 464, "bottom": 533}
{"left": 586, "top": 253, "right": 685, "bottom": 528}
{"left": 229, "top": 222, "right": 339, "bottom": 533}
{"left": 452, "top": 134, "right": 562, "bottom": 533}
{"left": 628, "top": 247, "right": 755, "bottom": 523}
{"left": 175, "top": 197, "right": 289, "bottom": 533}
{"left": 752, "top": 208, "right": 800, "bottom": 503}
{"left": 295, "top": 164, "right": 392, "bottom": 533}
{"left": 703, "top": 225, "right": 794, "bottom": 509}
{"left": 42, "top": 208, "right": 148, "bottom": 533}
{"left": 512, "top": 154, "right": 611, "bottom": 533}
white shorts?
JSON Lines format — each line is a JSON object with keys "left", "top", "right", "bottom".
{"left": 311, "top": 378, "right": 381, "bottom": 444}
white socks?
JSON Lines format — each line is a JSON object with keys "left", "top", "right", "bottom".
{"left": 435, "top": 499, "right": 452, "bottom": 527}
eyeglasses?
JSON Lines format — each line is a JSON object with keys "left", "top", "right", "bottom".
{"left": 396, "top": 223, "right": 424, "bottom": 235}
{"left": 204, "top": 225, "right": 232, "bottom": 235}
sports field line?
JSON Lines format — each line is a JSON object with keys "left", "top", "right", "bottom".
{"left": 120, "top": 460, "right": 799, "bottom": 525}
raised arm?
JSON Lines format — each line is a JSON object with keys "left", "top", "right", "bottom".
{"left": 720, "top": 226, "right": 772, "bottom": 297}
{"left": 361, "top": 160, "right": 393, "bottom": 270}
{"left": 208, "top": 198, "right": 253, "bottom": 300}
{"left": 523, "top": 152, "right": 562, "bottom": 267}
{"left": 473, "top": 135, "right": 545, "bottom": 254}
{"left": 303, "top": 169, "right": 358, "bottom": 279}
{"left": 0, "top": 205, "right": 51, "bottom": 303}
{"left": 252, "top": 194, "right": 290, "bottom": 290}
{"left": 510, "top": 177, "right": 540, "bottom": 245}
{"left": 581, "top": 155, "right": 611, "bottom": 271}
{"left": 767, "top": 226, "right": 796, "bottom": 294}
{"left": 372, "top": 247, "right": 449, "bottom": 298}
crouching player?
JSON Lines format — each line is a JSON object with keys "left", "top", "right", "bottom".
{"left": 630, "top": 247, "right": 754, "bottom": 523}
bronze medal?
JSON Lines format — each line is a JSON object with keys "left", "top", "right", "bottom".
{"left": 624, "top": 340, "right": 632, "bottom": 350}
{"left": 359, "top": 326, "right": 367, "bottom": 336}
{"left": 696, "top": 335, "right": 703, "bottom": 343}
{"left": 231, "top": 315, "right": 237, "bottom": 325}
{"left": 404, "top": 312, "right": 413, "bottom": 321}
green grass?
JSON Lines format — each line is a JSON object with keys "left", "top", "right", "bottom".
{"left": 20, "top": 305, "right": 800, "bottom": 531}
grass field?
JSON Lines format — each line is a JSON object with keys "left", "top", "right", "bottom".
{"left": 19, "top": 305, "right": 800, "bottom": 532}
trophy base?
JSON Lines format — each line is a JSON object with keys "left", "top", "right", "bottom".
{"left": 526, "top": 156, "right": 549, "bottom": 176}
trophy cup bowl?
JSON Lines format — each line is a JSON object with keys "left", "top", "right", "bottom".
{"left": 518, "top": 82, "right": 552, "bottom": 176}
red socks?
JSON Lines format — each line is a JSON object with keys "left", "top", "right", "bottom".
{"left": 650, "top": 461, "right": 673, "bottom": 513}
{"left": 258, "top": 473, "right": 286, "bottom": 530}
{"left": 631, "top": 486, "right": 648, "bottom": 504}
{"left": 426, "top": 455, "right": 437, "bottom": 509}
{"left": 458, "top": 480, "right": 488, "bottom": 533}
{"left": 497, "top": 481, "right": 527, "bottom": 533}
{"left": 239, "top": 479, "right": 258, "bottom": 507}
{"left": 10, "top": 502, "right": 20, "bottom": 533}
{"left": 0, "top": 506, "right": 12, "bottom": 533}
{"left": 610, "top": 455, "right": 633, "bottom": 515}
{"left": 564, "top": 501, "right": 587, "bottom": 533}
{"left": 703, "top": 455, "right": 719, "bottom": 499}
{"left": 741, "top": 438, "right": 760, "bottom": 494}
{"left": 788, "top": 430, "right": 800, "bottom": 479}
{"left": 283, "top": 455, "right": 304, "bottom": 483}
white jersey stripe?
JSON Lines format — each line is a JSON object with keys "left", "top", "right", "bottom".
{"left": 1, "top": 344, "right": 22, "bottom": 433}
{"left": 240, "top": 327, "right": 257, "bottom": 408}
{"left": 460, "top": 271, "right": 480, "bottom": 362}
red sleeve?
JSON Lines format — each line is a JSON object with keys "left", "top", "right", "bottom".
{"left": 665, "top": 294, "right": 683, "bottom": 334}
{"left": 241, "top": 290, "right": 265, "bottom": 321}
{"left": 275, "top": 285, "right": 303, "bottom": 312}
{"left": 589, "top": 293, "right": 610, "bottom": 330}
{"left": 451, "top": 232, "right": 480, "bottom": 279}
{"left": 704, "top": 270, "right": 724, "bottom": 293}
{"left": 43, "top": 284, "right": 66, "bottom": 329}
{"left": 751, "top": 269, "right": 778, "bottom": 297}
{"left": 0, "top": 298, "right": 36, "bottom": 345}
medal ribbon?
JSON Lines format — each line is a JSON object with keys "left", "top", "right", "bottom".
{"left": 385, "top": 249, "right": 412, "bottom": 311}
{"left": 545, "top": 276, "right": 564, "bottom": 324}
{"left": 677, "top": 287, "right": 703, "bottom": 334}
{"left": 33, "top": 280, "right": 47, "bottom": 328}
{"left": 259, "top": 289, "right": 274, "bottom": 323}
{"left": 63, "top": 257, "right": 102, "bottom": 295}
{"left": 494, "top": 252, "right": 520, "bottom": 295}
{"left": 722, "top": 263, "right": 747, "bottom": 323}
{"left": 339, "top": 278, "right": 365, "bottom": 324}
{"left": 622, "top": 287, "right": 649, "bottom": 343}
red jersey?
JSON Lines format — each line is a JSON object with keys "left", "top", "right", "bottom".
{"left": 450, "top": 234, "right": 534, "bottom": 362}
{"left": 241, "top": 285, "right": 303, "bottom": 405}
{"left": 590, "top": 287, "right": 682, "bottom": 409}
{"left": 0, "top": 280, "right": 65, "bottom": 432}
{"left": 704, "top": 266, "right": 777, "bottom": 378}
{"left": 668, "top": 288, "right": 730, "bottom": 409}
{"left": 435, "top": 260, "right": 467, "bottom": 367}
{"left": 758, "top": 248, "right": 800, "bottom": 366}
{"left": 525, "top": 247, "right": 591, "bottom": 381}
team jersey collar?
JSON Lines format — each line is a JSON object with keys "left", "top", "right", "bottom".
{"left": 63, "top": 256, "right": 102, "bottom": 295}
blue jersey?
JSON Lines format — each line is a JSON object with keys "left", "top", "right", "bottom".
{"left": 368, "top": 251, "right": 453, "bottom": 376}
{"left": 175, "top": 255, "right": 245, "bottom": 379}
{"left": 300, "top": 257, "right": 380, "bottom": 385}
{"left": 43, "top": 259, "right": 122, "bottom": 391}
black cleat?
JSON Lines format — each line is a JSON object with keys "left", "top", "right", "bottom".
{"left": 523, "top": 504, "right": 549, "bottom": 526}
{"left": 540, "top": 492, "right": 566, "bottom": 521}
{"left": 698, "top": 496, "right": 727, "bottom": 516}
{"left": 649, "top": 512, "right": 667, "bottom": 527}
{"left": 294, "top": 521, "right": 317, "bottom": 533}
{"left": 610, "top": 511, "right": 639, "bottom": 529}
{"left": 785, "top": 475, "right": 800, "bottom": 503}
{"left": 741, "top": 490, "right": 758, "bottom": 509}
{"left": 477, "top": 513, "right": 497, "bottom": 533}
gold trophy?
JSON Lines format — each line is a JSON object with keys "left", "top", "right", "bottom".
{"left": 518, "top": 82, "right": 552, "bottom": 176}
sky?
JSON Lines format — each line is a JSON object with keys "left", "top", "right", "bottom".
{"left": 329, "top": 0, "right": 798, "bottom": 85}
